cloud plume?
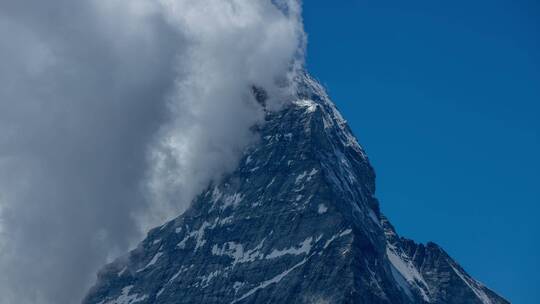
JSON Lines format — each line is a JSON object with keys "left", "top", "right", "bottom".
{"left": 0, "top": 1, "right": 305, "bottom": 303}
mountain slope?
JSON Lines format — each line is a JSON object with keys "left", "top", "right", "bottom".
{"left": 83, "top": 75, "right": 508, "bottom": 304}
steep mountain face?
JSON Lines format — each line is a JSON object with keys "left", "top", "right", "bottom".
{"left": 83, "top": 75, "right": 508, "bottom": 304}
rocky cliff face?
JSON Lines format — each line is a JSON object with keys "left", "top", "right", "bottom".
{"left": 83, "top": 75, "right": 508, "bottom": 304}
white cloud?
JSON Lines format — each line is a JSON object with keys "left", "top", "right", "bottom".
{"left": 0, "top": 1, "right": 305, "bottom": 303}
{"left": 144, "top": 0, "right": 305, "bottom": 229}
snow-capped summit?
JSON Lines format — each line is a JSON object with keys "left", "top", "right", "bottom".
{"left": 83, "top": 75, "right": 508, "bottom": 304}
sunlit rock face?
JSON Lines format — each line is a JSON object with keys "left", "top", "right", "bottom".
{"left": 83, "top": 75, "right": 508, "bottom": 304}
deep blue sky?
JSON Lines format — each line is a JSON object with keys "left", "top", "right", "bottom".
{"left": 303, "top": 1, "right": 539, "bottom": 303}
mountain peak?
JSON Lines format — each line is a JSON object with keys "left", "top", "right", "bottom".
{"left": 84, "top": 75, "right": 508, "bottom": 304}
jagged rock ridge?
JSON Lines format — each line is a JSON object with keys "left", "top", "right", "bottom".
{"left": 83, "top": 75, "right": 509, "bottom": 304}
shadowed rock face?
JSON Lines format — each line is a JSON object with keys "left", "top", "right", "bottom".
{"left": 83, "top": 75, "right": 509, "bottom": 304}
